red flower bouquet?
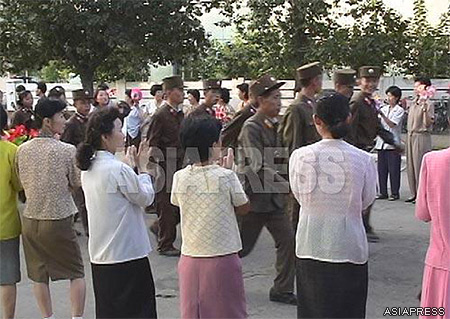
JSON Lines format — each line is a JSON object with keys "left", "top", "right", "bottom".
{"left": 3, "top": 124, "right": 39, "bottom": 146}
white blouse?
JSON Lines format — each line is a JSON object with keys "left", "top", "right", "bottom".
{"left": 81, "top": 151, "right": 154, "bottom": 264}
{"left": 171, "top": 164, "right": 248, "bottom": 257}
{"left": 289, "top": 139, "right": 377, "bottom": 264}
{"left": 375, "top": 104, "right": 405, "bottom": 150}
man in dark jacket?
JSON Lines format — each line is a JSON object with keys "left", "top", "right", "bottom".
{"left": 189, "top": 79, "right": 221, "bottom": 117}
{"left": 346, "top": 66, "right": 401, "bottom": 242}
{"left": 145, "top": 76, "right": 185, "bottom": 256}
{"left": 237, "top": 74, "right": 296, "bottom": 305}
{"left": 60, "top": 89, "right": 92, "bottom": 236}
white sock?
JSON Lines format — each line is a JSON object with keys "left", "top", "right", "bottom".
{"left": 44, "top": 315, "right": 55, "bottom": 319}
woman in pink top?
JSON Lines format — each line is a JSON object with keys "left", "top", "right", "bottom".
{"left": 416, "top": 143, "right": 450, "bottom": 318}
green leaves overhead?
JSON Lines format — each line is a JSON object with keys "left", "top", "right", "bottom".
{"left": 0, "top": 0, "right": 209, "bottom": 90}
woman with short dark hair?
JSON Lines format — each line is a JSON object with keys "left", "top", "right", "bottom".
{"left": 184, "top": 89, "right": 200, "bottom": 115}
{"left": 144, "top": 84, "right": 164, "bottom": 116}
{"left": 237, "top": 83, "right": 249, "bottom": 110}
{"left": 375, "top": 86, "right": 405, "bottom": 201}
{"left": 77, "top": 107, "right": 157, "bottom": 318}
{"left": 93, "top": 87, "right": 110, "bottom": 109}
{"left": 215, "top": 88, "right": 235, "bottom": 124}
{"left": 173, "top": 115, "right": 249, "bottom": 319}
{"left": 289, "top": 94, "right": 377, "bottom": 318}
{"left": 11, "top": 90, "right": 35, "bottom": 129}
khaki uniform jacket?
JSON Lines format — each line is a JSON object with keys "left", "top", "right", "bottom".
{"left": 347, "top": 92, "right": 396, "bottom": 149}
{"left": 221, "top": 103, "right": 257, "bottom": 149}
{"left": 279, "top": 94, "right": 320, "bottom": 155}
{"left": 60, "top": 113, "right": 88, "bottom": 147}
{"left": 237, "top": 112, "right": 289, "bottom": 213}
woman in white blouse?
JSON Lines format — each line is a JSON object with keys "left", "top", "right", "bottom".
{"left": 289, "top": 94, "right": 377, "bottom": 318}
{"left": 76, "top": 108, "right": 157, "bottom": 318}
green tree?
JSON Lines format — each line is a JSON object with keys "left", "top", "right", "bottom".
{"left": 38, "top": 60, "right": 73, "bottom": 83}
{"left": 325, "top": 0, "right": 410, "bottom": 72}
{"left": 405, "top": 0, "right": 449, "bottom": 77}
{"left": 213, "top": 0, "right": 336, "bottom": 78}
{"left": 0, "top": 0, "right": 210, "bottom": 92}
{"left": 204, "top": 0, "right": 411, "bottom": 78}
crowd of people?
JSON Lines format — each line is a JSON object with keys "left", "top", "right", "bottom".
{"left": 0, "top": 63, "right": 449, "bottom": 319}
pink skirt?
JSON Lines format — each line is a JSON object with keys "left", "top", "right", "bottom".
{"left": 178, "top": 253, "right": 247, "bottom": 319}
{"left": 420, "top": 264, "right": 450, "bottom": 319}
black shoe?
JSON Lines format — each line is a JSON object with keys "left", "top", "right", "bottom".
{"left": 367, "top": 231, "right": 380, "bottom": 243}
{"left": 388, "top": 195, "right": 400, "bottom": 201}
{"left": 376, "top": 194, "right": 388, "bottom": 200}
{"left": 405, "top": 197, "right": 416, "bottom": 203}
{"left": 158, "top": 248, "right": 181, "bottom": 257}
{"left": 269, "top": 289, "right": 297, "bottom": 305}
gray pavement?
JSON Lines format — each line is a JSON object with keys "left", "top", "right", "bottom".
{"left": 3, "top": 171, "right": 430, "bottom": 319}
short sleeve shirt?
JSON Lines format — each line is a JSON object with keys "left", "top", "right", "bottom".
{"left": 171, "top": 164, "right": 248, "bottom": 257}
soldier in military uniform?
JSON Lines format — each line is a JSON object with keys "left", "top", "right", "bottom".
{"left": 144, "top": 76, "right": 185, "bottom": 256}
{"left": 61, "top": 89, "right": 91, "bottom": 147}
{"left": 333, "top": 69, "right": 357, "bottom": 99}
{"left": 279, "top": 62, "right": 323, "bottom": 231}
{"left": 61, "top": 89, "right": 92, "bottom": 236}
{"left": 189, "top": 79, "right": 221, "bottom": 117}
{"left": 346, "top": 66, "right": 400, "bottom": 242}
{"left": 237, "top": 74, "right": 296, "bottom": 305}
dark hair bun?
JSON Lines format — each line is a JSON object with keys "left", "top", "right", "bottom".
{"left": 315, "top": 94, "right": 351, "bottom": 139}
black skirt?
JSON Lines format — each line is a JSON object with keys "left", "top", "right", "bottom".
{"left": 296, "top": 258, "right": 368, "bottom": 319}
{"left": 91, "top": 257, "right": 157, "bottom": 319}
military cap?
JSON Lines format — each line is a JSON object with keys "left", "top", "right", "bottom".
{"left": 250, "top": 74, "right": 285, "bottom": 98}
{"left": 48, "top": 85, "right": 66, "bottom": 98}
{"left": 162, "top": 76, "right": 184, "bottom": 91}
{"left": 296, "top": 62, "right": 322, "bottom": 80}
{"left": 359, "top": 66, "right": 382, "bottom": 78}
{"left": 72, "top": 89, "right": 93, "bottom": 101}
{"left": 203, "top": 79, "right": 222, "bottom": 91}
{"left": 334, "top": 69, "right": 357, "bottom": 86}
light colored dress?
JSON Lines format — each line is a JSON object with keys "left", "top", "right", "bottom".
{"left": 416, "top": 148, "right": 450, "bottom": 318}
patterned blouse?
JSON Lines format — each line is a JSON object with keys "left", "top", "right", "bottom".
{"left": 16, "top": 137, "right": 81, "bottom": 220}
{"left": 171, "top": 164, "right": 248, "bottom": 257}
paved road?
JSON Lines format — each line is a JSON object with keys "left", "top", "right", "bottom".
{"left": 3, "top": 170, "right": 430, "bottom": 319}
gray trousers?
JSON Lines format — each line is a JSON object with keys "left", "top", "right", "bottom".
{"left": 238, "top": 211, "right": 296, "bottom": 293}
{"left": 406, "top": 133, "right": 432, "bottom": 197}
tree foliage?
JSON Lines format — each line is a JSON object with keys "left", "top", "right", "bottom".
{"left": 189, "top": 0, "right": 449, "bottom": 79}
{"left": 0, "top": 0, "right": 210, "bottom": 91}
{"left": 406, "top": 1, "right": 450, "bottom": 77}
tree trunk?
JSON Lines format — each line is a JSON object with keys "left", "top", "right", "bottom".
{"left": 80, "top": 69, "right": 95, "bottom": 95}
